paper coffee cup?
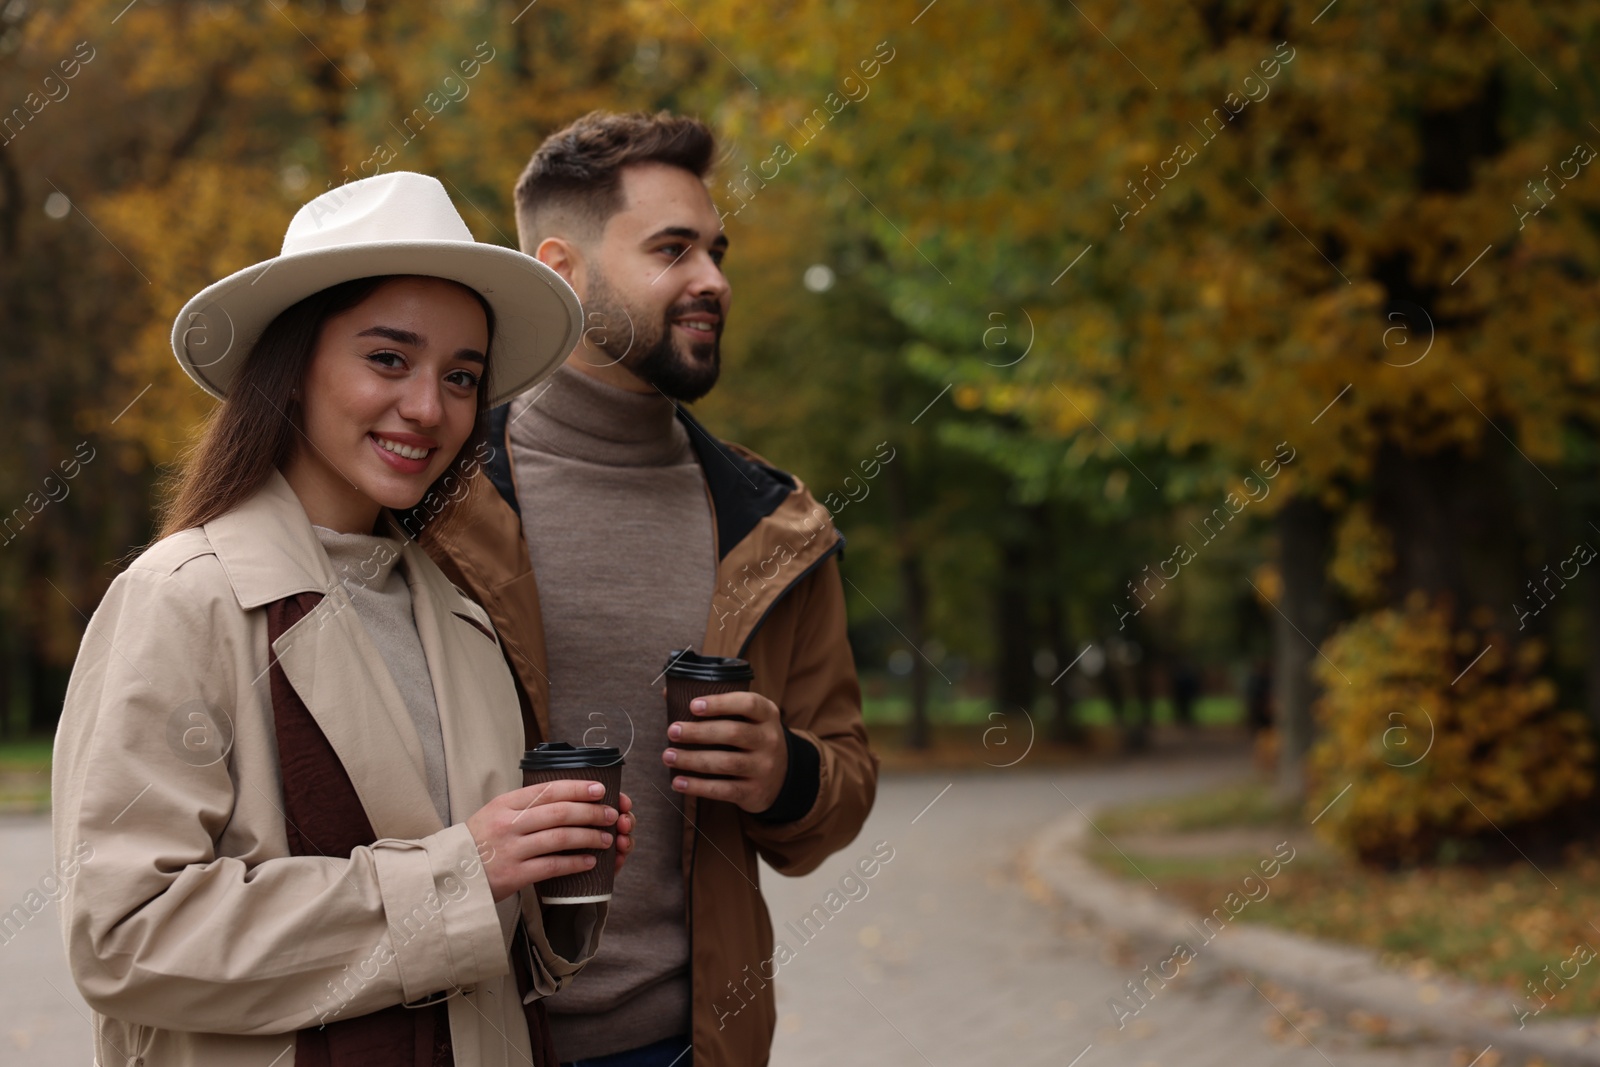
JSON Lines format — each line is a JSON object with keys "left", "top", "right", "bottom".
{"left": 520, "top": 742, "right": 624, "bottom": 904}
{"left": 662, "top": 650, "right": 753, "bottom": 778}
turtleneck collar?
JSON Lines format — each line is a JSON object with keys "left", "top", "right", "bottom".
{"left": 312, "top": 524, "right": 405, "bottom": 588}
{"left": 508, "top": 363, "right": 691, "bottom": 467}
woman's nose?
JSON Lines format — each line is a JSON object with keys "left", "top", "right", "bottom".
{"left": 396, "top": 377, "right": 443, "bottom": 426}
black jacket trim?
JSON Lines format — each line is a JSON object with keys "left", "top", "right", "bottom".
{"left": 484, "top": 403, "right": 521, "bottom": 519}
{"left": 674, "top": 406, "right": 795, "bottom": 562}
{"left": 753, "top": 728, "right": 822, "bottom": 824}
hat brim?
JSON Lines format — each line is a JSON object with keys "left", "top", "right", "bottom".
{"left": 169, "top": 241, "right": 582, "bottom": 409}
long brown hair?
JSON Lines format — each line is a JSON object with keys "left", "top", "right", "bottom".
{"left": 158, "top": 275, "right": 495, "bottom": 540}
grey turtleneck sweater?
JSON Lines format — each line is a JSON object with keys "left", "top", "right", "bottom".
{"left": 508, "top": 364, "right": 715, "bottom": 1059}
{"left": 311, "top": 525, "right": 451, "bottom": 825}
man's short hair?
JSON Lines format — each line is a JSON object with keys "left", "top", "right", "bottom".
{"left": 514, "top": 110, "right": 716, "bottom": 252}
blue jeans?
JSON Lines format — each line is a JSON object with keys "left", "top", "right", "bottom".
{"left": 563, "top": 1034, "right": 692, "bottom": 1067}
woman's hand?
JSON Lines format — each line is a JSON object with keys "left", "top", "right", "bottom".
{"left": 466, "top": 781, "right": 634, "bottom": 903}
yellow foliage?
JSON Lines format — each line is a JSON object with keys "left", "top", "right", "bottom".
{"left": 1329, "top": 503, "right": 1395, "bottom": 607}
{"left": 1308, "top": 595, "right": 1594, "bottom": 865}
{"left": 97, "top": 164, "right": 292, "bottom": 462}
{"left": 1249, "top": 562, "right": 1281, "bottom": 608}
{"left": 696, "top": 1, "right": 1600, "bottom": 499}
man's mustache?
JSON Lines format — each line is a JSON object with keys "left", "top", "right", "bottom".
{"left": 666, "top": 297, "right": 724, "bottom": 329}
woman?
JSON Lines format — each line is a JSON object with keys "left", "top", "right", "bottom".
{"left": 52, "top": 172, "right": 631, "bottom": 1067}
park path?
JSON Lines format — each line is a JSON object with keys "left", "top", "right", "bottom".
{"left": 0, "top": 814, "right": 91, "bottom": 1062}
{"left": 762, "top": 740, "right": 1460, "bottom": 1067}
{"left": 1, "top": 736, "right": 1460, "bottom": 1065}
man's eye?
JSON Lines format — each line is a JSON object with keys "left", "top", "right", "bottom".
{"left": 660, "top": 243, "right": 688, "bottom": 258}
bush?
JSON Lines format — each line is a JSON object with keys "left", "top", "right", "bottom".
{"left": 1307, "top": 594, "right": 1595, "bottom": 866}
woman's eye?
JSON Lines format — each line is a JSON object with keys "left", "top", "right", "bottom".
{"left": 367, "top": 350, "right": 405, "bottom": 369}
{"left": 446, "top": 370, "right": 481, "bottom": 389}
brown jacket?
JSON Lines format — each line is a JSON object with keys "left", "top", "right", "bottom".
{"left": 418, "top": 405, "right": 880, "bottom": 1067}
{"left": 52, "top": 471, "right": 602, "bottom": 1067}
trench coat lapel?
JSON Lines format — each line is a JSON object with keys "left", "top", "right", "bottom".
{"left": 271, "top": 583, "right": 445, "bottom": 841}
{"left": 207, "top": 470, "right": 443, "bottom": 842}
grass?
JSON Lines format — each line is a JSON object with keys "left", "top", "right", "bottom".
{"left": 1095, "top": 779, "right": 1295, "bottom": 837}
{"left": 0, "top": 739, "right": 52, "bottom": 812}
{"left": 863, "top": 720, "right": 1138, "bottom": 773}
{"left": 0, "top": 737, "right": 52, "bottom": 773}
{"left": 861, "top": 694, "right": 1243, "bottom": 728}
{"left": 0, "top": 737, "right": 53, "bottom": 812}
{"left": 1088, "top": 782, "right": 1600, "bottom": 1018}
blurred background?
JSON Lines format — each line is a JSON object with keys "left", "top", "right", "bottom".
{"left": 4, "top": 0, "right": 1600, "bottom": 1062}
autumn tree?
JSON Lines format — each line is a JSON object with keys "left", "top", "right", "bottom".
{"left": 686, "top": 0, "right": 1600, "bottom": 791}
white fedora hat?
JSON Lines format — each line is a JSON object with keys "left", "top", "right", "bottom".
{"left": 169, "top": 171, "right": 581, "bottom": 409}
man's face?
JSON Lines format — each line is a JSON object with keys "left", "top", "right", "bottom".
{"left": 578, "top": 162, "right": 731, "bottom": 402}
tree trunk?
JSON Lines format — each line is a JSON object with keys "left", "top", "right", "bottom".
{"left": 1274, "top": 495, "right": 1334, "bottom": 799}
{"left": 1098, "top": 637, "right": 1128, "bottom": 738}
{"left": 883, "top": 452, "right": 931, "bottom": 749}
{"left": 1587, "top": 543, "right": 1600, "bottom": 736}
{"left": 1369, "top": 443, "right": 1522, "bottom": 612}
{"left": 1127, "top": 650, "right": 1155, "bottom": 752}
{"left": 0, "top": 624, "right": 17, "bottom": 740}
{"left": 994, "top": 538, "right": 1035, "bottom": 715}
{"left": 901, "top": 552, "right": 931, "bottom": 750}
{"left": 1044, "top": 591, "right": 1082, "bottom": 743}
{"left": 1028, "top": 504, "right": 1081, "bottom": 743}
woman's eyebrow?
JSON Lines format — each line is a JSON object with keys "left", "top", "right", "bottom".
{"left": 358, "top": 325, "right": 483, "bottom": 364}
{"left": 357, "top": 325, "right": 424, "bottom": 346}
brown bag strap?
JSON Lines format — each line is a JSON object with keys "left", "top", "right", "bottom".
{"left": 266, "top": 593, "right": 453, "bottom": 1067}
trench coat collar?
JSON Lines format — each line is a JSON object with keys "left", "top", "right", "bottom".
{"left": 205, "top": 468, "right": 409, "bottom": 609}
{"left": 205, "top": 469, "right": 453, "bottom": 839}
{"left": 203, "top": 468, "right": 468, "bottom": 634}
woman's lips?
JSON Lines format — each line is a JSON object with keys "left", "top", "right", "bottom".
{"left": 368, "top": 432, "right": 434, "bottom": 474}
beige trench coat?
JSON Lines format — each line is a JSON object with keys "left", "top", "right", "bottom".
{"left": 52, "top": 470, "right": 602, "bottom": 1067}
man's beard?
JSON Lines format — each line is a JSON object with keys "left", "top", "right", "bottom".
{"left": 583, "top": 271, "right": 722, "bottom": 402}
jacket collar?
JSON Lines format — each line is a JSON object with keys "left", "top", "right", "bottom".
{"left": 674, "top": 405, "right": 796, "bottom": 561}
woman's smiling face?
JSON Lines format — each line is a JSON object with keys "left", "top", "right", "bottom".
{"left": 284, "top": 276, "right": 488, "bottom": 533}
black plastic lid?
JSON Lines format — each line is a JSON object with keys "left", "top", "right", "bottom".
{"left": 662, "top": 649, "right": 754, "bottom": 683}
{"left": 520, "top": 741, "right": 624, "bottom": 771}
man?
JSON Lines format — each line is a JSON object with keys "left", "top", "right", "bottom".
{"left": 419, "top": 111, "right": 879, "bottom": 1067}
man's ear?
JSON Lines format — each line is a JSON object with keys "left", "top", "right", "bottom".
{"left": 536, "top": 237, "right": 584, "bottom": 295}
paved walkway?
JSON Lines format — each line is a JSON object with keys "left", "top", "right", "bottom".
{"left": 763, "top": 746, "right": 1464, "bottom": 1067}
{"left": 0, "top": 815, "right": 90, "bottom": 1062}
{"left": 1, "top": 736, "right": 1466, "bottom": 1065}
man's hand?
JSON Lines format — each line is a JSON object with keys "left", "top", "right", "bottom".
{"left": 663, "top": 691, "right": 788, "bottom": 813}
{"left": 614, "top": 791, "right": 636, "bottom": 873}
